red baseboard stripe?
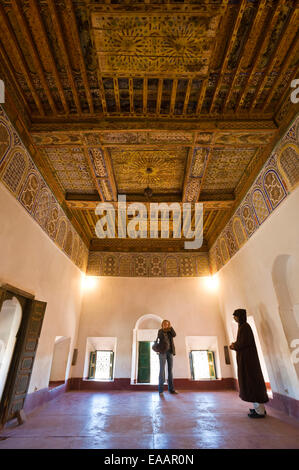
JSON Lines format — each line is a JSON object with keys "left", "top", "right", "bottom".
{"left": 68, "top": 377, "right": 236, "bottom": 391}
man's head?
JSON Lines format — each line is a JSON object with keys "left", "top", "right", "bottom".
{"left": 233, "top": 309, "right": 247, "bottom": 324}
{"left": 162, "top": 320, "right": 171, "bottom": 330}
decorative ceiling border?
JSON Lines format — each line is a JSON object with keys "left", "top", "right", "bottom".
{"left": 209, "top": 113, "right": 299, "bottom": 273}
{"left": 0, "top": 106, "right": 89, "bottom": 272}
{"left": 87, "top": 251, "right": 210, "bottom": 278}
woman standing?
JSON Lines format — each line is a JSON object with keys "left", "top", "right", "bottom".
{"left": 157, "top": 320, "right": 178, "bottom": 395}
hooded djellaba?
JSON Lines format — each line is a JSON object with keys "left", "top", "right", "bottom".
{"left": 230, "top": 309, "right": 269, "bottom": 404}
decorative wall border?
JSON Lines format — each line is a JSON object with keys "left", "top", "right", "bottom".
{"left": 87, "top": 251, "right": 210, "bottom": 278}
{"left": 209, "top": 113, "right": 299, "bottom": 273}
{"left": 0, "top": 106, "right": 89, "bottom": 271}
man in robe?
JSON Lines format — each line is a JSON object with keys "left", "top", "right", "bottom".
{"left": 230, "top": 308, "right": 269, "bottom": 418}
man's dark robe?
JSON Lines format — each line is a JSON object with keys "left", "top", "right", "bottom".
{"left": 232, "top": 311, "right": 268, "bottom": 404}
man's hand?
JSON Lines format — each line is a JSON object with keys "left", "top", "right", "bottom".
{"left": 229, "top": 343, "right": 235, "bottom": 350}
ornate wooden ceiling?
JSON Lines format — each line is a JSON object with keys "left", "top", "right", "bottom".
{"left": 0, "top": 0, "right": 298, "bottom": 253}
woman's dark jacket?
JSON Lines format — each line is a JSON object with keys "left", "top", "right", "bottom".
{"left": 232, "top": 312, "right": 268, "bottom": 404}
{"left": 157, "top": 327, "right": 176, "bottom": 355}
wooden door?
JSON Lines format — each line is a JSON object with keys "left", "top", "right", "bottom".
{"left": 88, "top": 351, "right": 96, "bottom": 379}
{"left": 137, "top": 341, "right": 151, "bottom": 383}
{"left": 0, "top": 299, "right": 46, "bottom": 426}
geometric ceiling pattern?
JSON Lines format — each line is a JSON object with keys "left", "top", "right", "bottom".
{"left": 0, "top": 0, "right": 298, "bottom": 253}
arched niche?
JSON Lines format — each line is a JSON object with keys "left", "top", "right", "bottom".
{"left": 48, "top": 336, "right": 71, "bottom": 389}
{"left": 0, "top": 297, "right": 22, "bottom": 400}
{"left": 131, "top": 314, "right": 163, "bottom": 384}
{"left": 272, "top": 254, "right": 299, "bottom": 381}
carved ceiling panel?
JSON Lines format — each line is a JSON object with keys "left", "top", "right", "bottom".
{"left": 201, "top": 148, "right": 257, "bottom": 194}
{"left": 91, "top": 14, "right": 221, "bottom": 76}
{"left": 110, "top": 148, "right": 188, "bottom": 194}
{"left": 42, "top": 146, "right": 97, "bottom": 194}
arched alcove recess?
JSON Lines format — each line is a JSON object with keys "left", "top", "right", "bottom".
{"left": 48, "top": 336, "right": 71, "bottom": 389}
{"left": 131, "top": 314, "right": 163, "bottom": 385}
{"left": 272, "top": 254, "right": 299, "bottom": 382}
{"left": 0, "top": 297, "right": 22, "bottom": 400}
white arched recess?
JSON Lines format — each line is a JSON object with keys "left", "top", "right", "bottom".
{"left": 131, "top": 314, "right": 163, "bottom": 385}
{"left": 272, "top": 254, "right": 299, "bottom": 383}
{"left": 48, "top": 336, "right": 71, "bottom": 387}
{"left": 0, "top": 297, "right": 22, "bottom": 400}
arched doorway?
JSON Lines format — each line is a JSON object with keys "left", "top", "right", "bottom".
{"left": 272, "top": 254, "right": 299, "bottom": 383}
{"left": 0, "top": 285, "right": 47, "bottom": 428}
{"left": 0, "top": 297, "right": 22, "bottom": 400}
{"left": 131, "top": 314, "right": 163, "bottom": 385}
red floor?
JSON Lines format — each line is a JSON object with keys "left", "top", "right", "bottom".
{"left": 0, "top": 390, "right": 298, "bottom": 449}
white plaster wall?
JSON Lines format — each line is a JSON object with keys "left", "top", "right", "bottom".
{"left": 74, "top": 276, "right": 233, "bottom": 380}
{"left": 216, "top": 185, "right": 299, "bottom": 401}
{"left": 0, "top": 183, "right": 84, "bottom": 393}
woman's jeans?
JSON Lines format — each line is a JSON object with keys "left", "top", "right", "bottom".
{"left": 158, "top": 351, "right": 174, "bottom": 393}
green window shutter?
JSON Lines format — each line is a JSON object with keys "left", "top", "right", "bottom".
{"left": 88, "top": 351, "right": 96, "bottom": 379}
{"left": 189, "top": 352, "right": 195, "bottom": 380}
{"left": 109, "top": 351, "right": 114, "bottom": 380}
{"left": 137, "top": 341, "right": 151, "bottom": 383}
{"left": 207, "top": 351, "right": 217, "bottom": 379}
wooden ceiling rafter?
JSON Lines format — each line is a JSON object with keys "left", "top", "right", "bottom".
{"left": 113, "top": 78, "right": 121, "bottom": 112}
{"left": 143, "top": 78, "right": 148, "bottom": 114}
{"left": 64, "top": 197, "right": 234, "bottom": 211}
{"left": 209, "top": 0, "right": 248, "bottom": 114}
{"left": 47, "top": 0, "right": 82, "bottom": 115}
{"left": 12, "top": 0, "right": 57, "bottom": 115}
{"left": 182, "top": 132, "right": 196, "bottom": 203}
{"left": 30, "top": 119, "right": 277, "bottom": 132}
{"left": 129, "top": 78, "right": 134, "bottom": 114}
{"left": 205, "top": 211, "right": 222, "bottom": 240}
{"left": 28, "top": 0, "right": 69, "bottom": 115}
{"left": 0, "top": 38, "right": 32, "bottom": 119}
{"left": 89, "top": 238, "right": 209, "bottom": 254}
{"left": 65, "top": 0, "right": 95, "bottom": 114}
{"left": 196, "top": 150, "right": 213, "bottom": 202}
{"left": 182, "top": 79, "right": 192, "bottom": 116}
{"left": 83, "top": 146, "right": 104, "bottom": 202}
{"left": 263, "top": 31, "right": 299, "bottom": 112}
{"left": 103, "top": 147, "right": 117, "bottom": 201}
{"left": 170, "top": 79, "right": 178, "bottom": 115}
{"left": 203, "top": 210, "right": 216, "bottom": 234}
{"left": 98, "top": 76, "right": 108, "bottom": 113}
{"left": 156, "top": 78, "right": 163, "bottom": 115}
{"left": 222, "top": 0, "right": 266, "bottom": 112}
{"left": 250, "top": 5, "right": 299, "bottom": 111}
{"left": 195, "top": 79, "right": 207, "bottom": 115}
{"left": 0, "top": 3, "right": 45, "bottom": 116}
{"left": 236, "top": 0, "right": 286, "bottom": 112}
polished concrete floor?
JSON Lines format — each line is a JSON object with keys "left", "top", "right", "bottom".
{"left": 0, "top": 390, "right": 299, "bottom": 449}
